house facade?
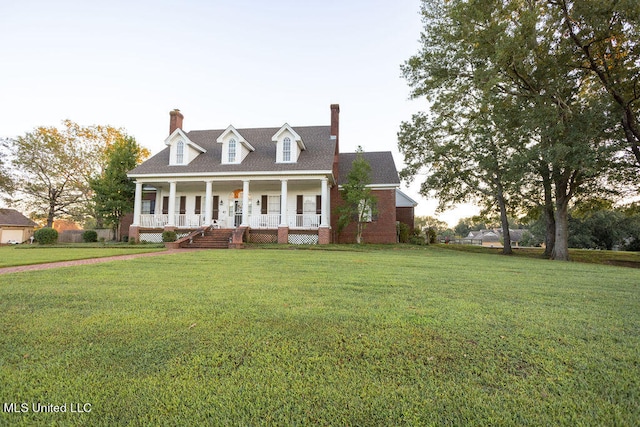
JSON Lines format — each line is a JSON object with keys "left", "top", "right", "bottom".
{"left": 127, "top": 105, "right": 406, "bottom": 246}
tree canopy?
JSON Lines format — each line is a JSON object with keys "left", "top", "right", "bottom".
{"left": 91, "top": 135, "right": 147, "bottom": 237}
{"left": 7, "top": 121, "right": 148, "bottom": 227}
{"left": 399, "top": 0, "right": 638, "bottom": 260}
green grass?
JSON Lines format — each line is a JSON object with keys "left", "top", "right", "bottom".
{"left": 0, "top": 245, "right": 166, "bottom": 268}
{"left": 0, "top": 246, "right": 638, "bottom": 425}
{"left": 437, "top": 243, "right": 640, "bottom": 268}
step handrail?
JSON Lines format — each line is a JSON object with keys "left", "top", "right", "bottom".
{"left": 175, "top": 226, "right": 213, "bottom": 247}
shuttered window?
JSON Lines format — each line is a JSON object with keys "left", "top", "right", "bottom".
{"left": 212, "top": 196, "right": 219, "bottom": 220}
{"left": 296, "top": 195, "right": 303, "bottom": 215}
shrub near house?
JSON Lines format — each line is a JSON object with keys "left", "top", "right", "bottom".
{"left": 34, "top": 228, "right": 58, "bottom": 244}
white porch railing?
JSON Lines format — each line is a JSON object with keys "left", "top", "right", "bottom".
{"left": 249, "top": 214, "right": 281, "bottom": 229}
{"left": 138, "top": 214, "right": 207, "bottom": 228}
{"left": 175, "top": 214, "right": 207, "bottom": 228}
{"left": 289, "top": 214, "right": 321, "bottom": 229}
{"left": 137, "top": 213, "right": 322, "bottom": 229}
{"left": 139, "top": 214, "right": 169, "bottom": 228}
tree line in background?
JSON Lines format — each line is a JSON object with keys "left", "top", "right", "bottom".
{"left": 0, "top": 122, "right": 148, "bottom": 238}
{"left": 414, "top": 201, "right": 640, "bottom": 251}
{"left": 399, "top": 0, "right": 639, "bottom": 260}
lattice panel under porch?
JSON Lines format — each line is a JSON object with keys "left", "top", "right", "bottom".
{"left": 139, "top": 232, "right": 163, "bottom": 243}
{"left": 249, "top": 231, "right": 278, "bottom": 244}
{"left": 139, "top": 232, "right": 189, "bottom": 243}
{"left": 288, "top": 233, "right": 319, "bottom": 245}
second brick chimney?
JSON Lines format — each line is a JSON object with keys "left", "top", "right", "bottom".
{"left": 330, "top": 104, "right": 340, "bottom": 143}
{"left": 169, "top": 109, "right": 184, "bottom": 135}
{"left": 330, "top": 103, "right": 340, "bottom": 184}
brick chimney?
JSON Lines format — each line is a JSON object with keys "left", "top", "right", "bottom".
{"left": 169, "top": 109, "right": 184, "bottom": 135}
{"left": 330, "top": 104, "right": 340, "bottom": 143}
{"left": 330, "top": 103, "right": 340, "bottom": 184}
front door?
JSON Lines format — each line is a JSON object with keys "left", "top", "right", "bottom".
{"left": 233, "top": 199, "right": 243, "bottom": 227}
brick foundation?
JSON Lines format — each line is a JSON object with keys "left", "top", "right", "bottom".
{"left": 278, "top": 226, "right": 289, "bottom": 244}
{"left": 129, "top": 226, "right": 140, "bottom": 243}
{"left": 318, "top": 226, "right": 331, "bottom": 244}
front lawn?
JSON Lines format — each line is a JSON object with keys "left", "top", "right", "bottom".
{"left": 0, "top": 245, "right": 165, "bottom": 268}
{"left": 437, "top": 243, "right": 640, "bottom": 268}
{"left": 0, "top": 246, "right": 638, "bottom": 425}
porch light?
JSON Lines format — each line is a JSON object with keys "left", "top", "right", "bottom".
{"left": 256, "top": 200, "right": 260, "bottom": 206}
{"left": 220, "top": 200, "right": 224, "bottom": 206}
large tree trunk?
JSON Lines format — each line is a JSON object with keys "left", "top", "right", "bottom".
{"left": 551, "top": 195, "right": 570, "bottom": 261}
{"left": 47, "top": 201, "right": 55, "bottom": 228}
{"left": 495, "top": 188, "right": 512, "bottom": 255}
{"left": 544, "top": 203, "right": 556, "bottom": 258}
{"left": 540, "top": 164, "right": 555, "bottom": 257}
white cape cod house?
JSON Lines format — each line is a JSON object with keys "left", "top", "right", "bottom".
{"left": 127, "top": 105, "right": 407, "bottom": 247}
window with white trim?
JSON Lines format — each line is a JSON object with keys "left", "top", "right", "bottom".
{"left": 228, "top": 138, "right": 237, "bottom": 163}
{"left": 268, "top": 195, "right": 281, "bottom": 214}
{"left": 283, "top": 137, "right": 291, "bottom": 162}
{"left": 176, "top": 140, "right": 184, "bottom": 164}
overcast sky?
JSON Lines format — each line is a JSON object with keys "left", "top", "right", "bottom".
{"left": 0, "top": 0, "right": 478, "bottom": 225}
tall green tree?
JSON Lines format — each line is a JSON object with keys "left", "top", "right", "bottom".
{"left": 90, "top": 135, "right": 146, "bottom": 239}
{"left": 11, "top": 126, "right": 90, "bottom": 227}
{"left": 8, "top": 121, "right": 144, "bottom": 227}
{"left": 336, "top": 147, "right": 378, "bottom": 244}
{"left": 400, "top": 0, "right": 628, "bottom": 261}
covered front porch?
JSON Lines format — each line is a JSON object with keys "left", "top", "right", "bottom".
{"left": 136, "top": 212, "right": 321, "bottom": 230}
{"left": 129, "top": 176, "right": 332, "bottom": 244}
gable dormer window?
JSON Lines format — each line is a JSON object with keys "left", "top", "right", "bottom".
{"left": 166, "top": 130, "right": 206, "bottom": 166}
{"left": 228, "top": 138, "right": 237, "bottom": 163}
{"left": 217, "top": 125, "right": 255, "bottom": 164}
{"left": 283, "top": 137, "right": 291, "bottom": 162}
{"left": 272, "top": 124, "right": 305, "bottom": 163}
{"left": 176, "top": 140, "right": 185, "bottom": 164}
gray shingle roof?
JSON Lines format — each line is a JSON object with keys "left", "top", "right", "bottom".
{"left": 129, "top": 126, "right": 335, "bottom": 176}
{"left": 0, "top": 209, "right": 38, "bottom": 227}
{"left": 338, "top": 152, "right": 400, "bottom": 186}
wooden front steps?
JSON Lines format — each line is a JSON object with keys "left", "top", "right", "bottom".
{"left": 179, "top": 228, "right": 233, "bottom": 249}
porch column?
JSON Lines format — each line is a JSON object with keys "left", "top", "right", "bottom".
{"left": 320, "top": 177, "right": 329, "bottom": 227}
{"left": 279, "top": 179, "right": 288, "bottom": 227}
{"left": 154, "top": 187, "right": 162, "bottom": 215}
{"left": 241, "top": 180, "right": 249, "bottom": 226}
{"left": 278, "top": 179, "right": 289, "bottom": 244}
{"left": 167, "top": 180, "right": 177, "bottom": 226}
{"left": 204, "top": 180, "right": 213, "bottom": 226}
{"left": 132, "top": 181, "right": 143, "bottom": 226}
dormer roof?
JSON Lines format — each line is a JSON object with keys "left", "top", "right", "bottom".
{"left": 271, "top": 123, "right": 306, "bottom": 150}
{"left": 164, "top": 128, "right": 206, "bottom": 153}
{"left": 216, "top": 125, "right": 256, "bottom": 152}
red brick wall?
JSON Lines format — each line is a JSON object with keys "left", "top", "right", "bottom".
{"left": 332, "top": 189, "right": 397, "bottom": 244}
{"left": 396, "top": 206, "right": 415, "bottom": 231}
